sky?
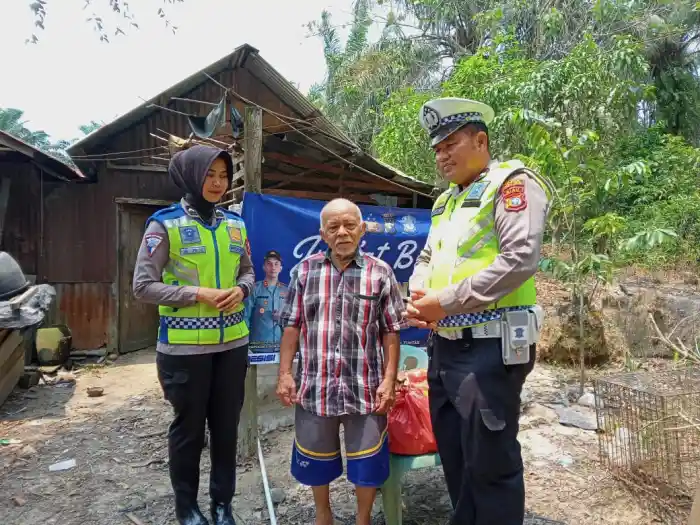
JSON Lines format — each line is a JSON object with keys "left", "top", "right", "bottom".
{"left": 0, "top": 0, "right": 378, "bottom": 141}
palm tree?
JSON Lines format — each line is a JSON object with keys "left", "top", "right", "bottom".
{"left": 307, "top": 0, "right": 442, "bottom": 151}
{"left": 642, "top": 8, "right": 700, "bottom": 143}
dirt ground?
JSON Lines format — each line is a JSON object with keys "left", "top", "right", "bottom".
{"left": 0, "top": 347, "right": 665, "bottom": 525}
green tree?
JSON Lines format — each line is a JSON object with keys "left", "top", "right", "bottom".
{"left": 307, "top": 0, "right": 442, "bottom": 151}
{"left": 79, "top": 120, "right": 103, "bottom": 136}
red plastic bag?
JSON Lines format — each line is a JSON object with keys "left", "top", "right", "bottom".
{"left": 388, "top": 383, "right": 437, "bottom": 455}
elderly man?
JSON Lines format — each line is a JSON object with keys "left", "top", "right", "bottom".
{"left": 405, "top": 98, "right": 553, "bottom": 525}
{"left": 276, "top": 198, "right": 405, "bottom": 525}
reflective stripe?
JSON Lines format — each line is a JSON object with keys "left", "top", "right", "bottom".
{"left": 457, "top": 216, "right": 493, "bottom": 247}
{"left": 162, "top": 311, "right": 245, "bottom": 330}
{"left": 437, "top": 306, "right": 530, "bottom": 328}
{"left": 457, "top": 230, "right": 497, "bottom": 263}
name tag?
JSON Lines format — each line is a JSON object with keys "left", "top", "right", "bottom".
{"left": 461, "top": 200, "right": 481, "bottom": 208}
{"left": 229, "top": 244, "right": 244, "bottom": 254}
{"left": 180, "top": 246, "right": 206, "bottom": 255}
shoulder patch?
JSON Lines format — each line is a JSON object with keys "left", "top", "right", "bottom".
{"left": 150, "top": 202, "right": 185, "bottom": 223}
{"left": 501, "top": 178, "right": 527, "bottom": 212}
{"left": 222, "top": 208, "right": 243, "bottom": 220}
{"left": 431, "top": 205, "right": 446, "bottom": 217}
{"left": 144, "top": 233, "right": 165, "bottom": 257}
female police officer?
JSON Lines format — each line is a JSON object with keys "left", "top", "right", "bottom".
{"left": 133, "top": 144, "right": 254, "bottom": 525}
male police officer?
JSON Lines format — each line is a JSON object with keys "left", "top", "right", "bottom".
{"left": 245, "top": 250, "right": 287, "bottom": 352}
{"left": 405, "top": 98, "right": 553, "bottom": 525}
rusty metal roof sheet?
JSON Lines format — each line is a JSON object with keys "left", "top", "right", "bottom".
{"left": 66, "top": 43, "right": 435, "bottom": 194}
{"left": 0, "top": 131, "right": 85, "bottom": 182}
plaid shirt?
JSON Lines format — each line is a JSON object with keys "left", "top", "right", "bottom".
{"left": 280, "top": 250, "right": 405, "bottom": 417}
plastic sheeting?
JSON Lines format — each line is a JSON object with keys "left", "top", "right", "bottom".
{"left": 0, "top": 284, "right": 56, "bottom": 329}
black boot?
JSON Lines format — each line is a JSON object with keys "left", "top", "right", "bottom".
{"left": 175, "top": 501, "right": 209, "bottom": 525}
{"left": 210, "top": 501, "right": 237, "bottom": 525}
{"left": 175, "top": 503, "right": 209, "bottom": 525}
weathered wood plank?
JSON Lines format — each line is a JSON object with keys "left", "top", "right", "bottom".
{"left": 266, "top": 188, "right": 407, "bottom": 205}
{"left": 239, "top": 105, "right": 263, "bottom": 459}
{"left": 263, "top": 172, "right": 412, "bottom": 194}
{"left": 0, "top": 331, "right": 25, "bottom": 407}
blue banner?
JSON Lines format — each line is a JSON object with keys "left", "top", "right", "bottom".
{"left": 241, "top": 193, "right": 431, "bottom": 365}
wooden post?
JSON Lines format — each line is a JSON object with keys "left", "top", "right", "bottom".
{"left": 0, "top": 176, "right": 12, "bottom": 243}
{"left": 239, "top": 106, "right": 263, "bottom": 458}
{"left": 690, "top": 480, "right": 700, "bottom": 524}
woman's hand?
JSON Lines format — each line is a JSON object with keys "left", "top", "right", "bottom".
{"left": 216, "top": 287, "right": 244, "bottom": 312}
{"left": 196, "top": 287, "right": 244, "bottom": 311}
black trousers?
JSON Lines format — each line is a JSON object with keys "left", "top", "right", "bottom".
{"left": 427, "top": 333, "right": 535, "bottom": 525}
{"left": 156, "top": 346, "right": 249, "bottom": 510}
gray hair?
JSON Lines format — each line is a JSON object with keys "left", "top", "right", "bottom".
{"left": 320, "top": 198, "right": 363, "bottom": 228}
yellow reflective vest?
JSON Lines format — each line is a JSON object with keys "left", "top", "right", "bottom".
{"left": 148, "top": 203, "right": 250, "bottom": 345}
{"left": 427, "top": 159, "right": 553, "bottom": 329}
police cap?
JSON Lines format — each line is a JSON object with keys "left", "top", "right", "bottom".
{"left": 264, "top": 250, "right": 282, "bottom": 262}
{"left": 418, "top": 97, "right": 495, "bottom": 147}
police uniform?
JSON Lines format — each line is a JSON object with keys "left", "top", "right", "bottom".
{"left": 244, "top": 250, "right": 288, "bottom": 350}
{"left": 133, "top": 196, "right": 254, "bottom": 525}
{"left": 410, "top": 98, "right": 553, "bottom": 525}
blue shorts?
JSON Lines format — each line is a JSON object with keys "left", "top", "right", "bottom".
{"left": 290, "top": 405, "right": 390, "bottom": 488}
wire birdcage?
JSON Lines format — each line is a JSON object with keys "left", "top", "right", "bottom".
{"left": 595, "top": 366, "right": 700, "bottom": 523}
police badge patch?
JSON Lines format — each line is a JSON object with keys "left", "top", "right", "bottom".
{"left": 465, "top": 181, "right": 490, "bottom": 201}
{"left": 422, "top": 105, "right": 440, "bottom": 132}
{"left": 383, "top": 212, "right": 396, "bottom": 234}
{"left": 144, "top": 233, "right": 164, "bottom": 257}
{"left": 502, "top": 178, "right": 527, "bottom": 212}
{"left": 399, "top": 215, "right": 417, "bottom": 234}
{"left": 179, "top": 226, "right": 201, "bottom": 244}
{"left": 227, "top": 226, "right": 242, "bottom": 244}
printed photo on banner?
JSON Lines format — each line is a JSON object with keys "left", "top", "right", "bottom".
{"left": 241, "top": 193, "right": 432, "bottom": 365}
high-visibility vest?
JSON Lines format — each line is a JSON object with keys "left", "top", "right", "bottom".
{"left": 148, "top": 203, "right": 250, "bottom": 345}
{"left": 427, "top": 159, "right": 553, "bottom": 329}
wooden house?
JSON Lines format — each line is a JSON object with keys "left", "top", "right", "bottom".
{"left": 59, "top": 43, "right": 435, "bottom": 355}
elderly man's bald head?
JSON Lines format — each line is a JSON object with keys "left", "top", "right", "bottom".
{"left": 320, "top": 198, "right": 362, "bottom": 228}
{"left": 319, "top": 198, "right": 365, "bottom": 261}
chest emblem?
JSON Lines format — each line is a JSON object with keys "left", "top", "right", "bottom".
{"left": 179, "top": 226, "right": 201, "bottom": 245}
{"left": 466, "top": 181, "right": 490, "bottom": 200}
{"left": 227, "top": 226, "right": 242, "bottom": 244}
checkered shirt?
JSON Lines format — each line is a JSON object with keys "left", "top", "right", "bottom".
{"left": 279, "top": 250, "right": 406, "bottom": 417}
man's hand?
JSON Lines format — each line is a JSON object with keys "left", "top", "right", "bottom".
{"left": 374, "top": 376, "right": 396, "bottom": 415}
{"left": 276, "top": 372, "right": 297, "bottom": 407}
{"left": 403, "top": 289, "right": 444, "bottom": 328}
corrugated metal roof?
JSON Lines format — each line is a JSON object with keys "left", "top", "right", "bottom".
{"left": 67, "top": 43, "right": 435, "bottom": 194}
{"left": 0, "top": 131, "right": 85, "bottom": 181}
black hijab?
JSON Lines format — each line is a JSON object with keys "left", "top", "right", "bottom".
{"left": 169, "top": 144, "right": 234, "bottom": 223}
